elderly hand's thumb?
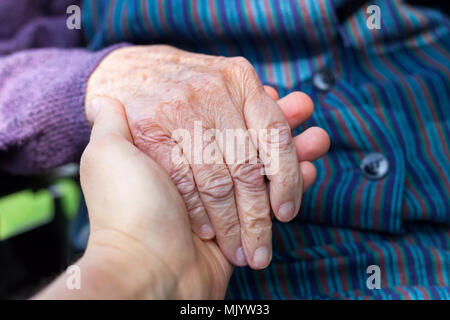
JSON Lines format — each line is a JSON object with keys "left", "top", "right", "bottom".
{"left": 87, "top": 96, "right": 133, "bottom": 143}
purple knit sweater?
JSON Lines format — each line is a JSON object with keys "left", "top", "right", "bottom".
{"left": 0, "top": 0, "right": 120, "bottom": 174}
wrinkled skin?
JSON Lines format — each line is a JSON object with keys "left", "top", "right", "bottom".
{"left": 80, "top": 99, "right": 232, "bottom": 299}
{"left": 86, "top": 45, "right": 330, "bottom": 269}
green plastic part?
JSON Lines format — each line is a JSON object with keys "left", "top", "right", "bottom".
{"left": 53, "top": 179, "right": 81, "bottom": 220}
{"left": 0, "top": 190, "right": 54, "bottom": 240}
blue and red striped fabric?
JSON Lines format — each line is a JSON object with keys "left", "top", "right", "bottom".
{"left": 82, "top": 0, "right": 450, "bottom": 299}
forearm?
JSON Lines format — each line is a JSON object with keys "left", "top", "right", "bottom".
{"left": 33, "top": 234, "right": 169, "bottom": 300}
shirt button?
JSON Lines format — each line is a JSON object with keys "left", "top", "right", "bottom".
{"left": 360, "top": 152, "right": 389, "bottom": 180}
{"left": 312, "top": 69, "right": 336, "bottom": 92}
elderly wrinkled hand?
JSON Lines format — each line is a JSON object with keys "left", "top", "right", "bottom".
{"left": 85, "top": 45, "right": 330, "bottom": 269}
{"left": 36, "top": 97, "right": 232, "bottom": 299}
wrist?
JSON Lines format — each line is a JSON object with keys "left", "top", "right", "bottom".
{"left": 84, "top": 44, "right": 133, "bottom": 123}
{"left": 83, "top": 228, "right": 176, "bottom": 299}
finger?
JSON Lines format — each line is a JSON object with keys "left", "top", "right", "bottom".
{"left": 293, "top": 127, "right": 331, "bottom": 161}
{"left": 215, "top": 113, "right": 272, "bottom": 270}
{"left": 87, "top": 96, "right": 133, "bottom": 143}
{"left": 191, "top": 158, "right": 247, "bottom": 267}
{"left": 186, "top": 125, "right": 246, "bottom": 266}
{"left": 263, "top": 85, "right": 279, "bottom": 100}
{"left": 244, "top": 89, "right": 302, "bottom": 224}
{"left": 267, "top": 162, "right": 315, "bottom": 220}
{"left": 171, "top": 151, "right": 216, "bottom": 240}
{"left": 277, "top": 91, "right": 314, "bottom": 129}
{"left": 263, "top": 89, "right": 314, "bottom": 130}
{"left": 299, "top": 161, "right": 317, "bottom": 191}
{"left": 267, "top": 161, "right": 316, "bottom": 220}
{"left": 132, "top": 123, "right": 215, "bottom": 240}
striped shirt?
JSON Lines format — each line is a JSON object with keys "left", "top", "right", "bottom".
{"left": 82, "top": 0, "right": 450, "bottom": 299}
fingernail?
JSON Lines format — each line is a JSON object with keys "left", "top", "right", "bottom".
{"left": 253, "top": 247, "right": 270, "bottom": 269}
{"left": 236, "top": 247, "right": 247, "bottom": 266}
{"left": 200, "top": 224, "right": 214, "bottom": 238}
{"left": 278, "top": 201, "right": 294, "bottom": 221}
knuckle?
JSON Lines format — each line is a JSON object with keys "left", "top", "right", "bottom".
{"left": 242, "top": 214, "right": 272, "bottom": 235}
{"left": 231, "top": 162, "right": 266, "bottom": 191}
{"left": 290, "top": 169, "right": 302, "bottom": 187}
{"left": 182, "top": 187, "right": 202, "bottom": 213}
{"left": 277, "top": 169, "right": 302, "bottom": 189}
{"left": 132, "top": 119, "right": 172, "bottom": 148}
{"left": 196, "top": 166, "right": 234, "bottom": 201}
{"left": 171, "top": 166, "right": 196, "bottom": 196}
{"left": 225, "top": 56, "right": 259, "bottom": 84}
{"left": 189, "top": 75, "right": 229, "bottom": 107}
{"left": 265, "top": 121, "right": 293, "bottom": 152}
{"left": 187, "top": 204, "right": 206, "bottom": 219}
{"left": 218, "top": 220, "right": 241, "bottom": 239}
{"left": 229, "top": 56, "right": 253, "bottom": 71}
